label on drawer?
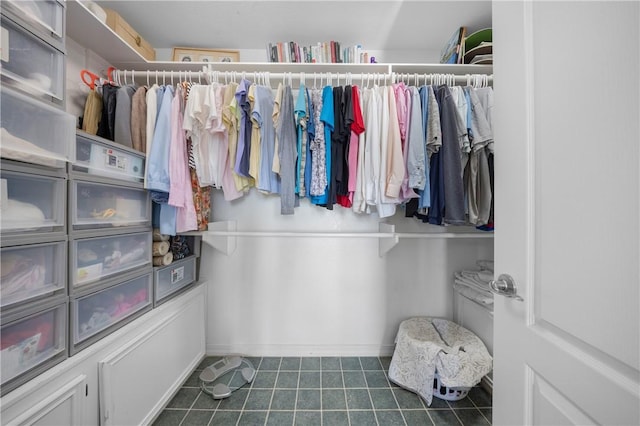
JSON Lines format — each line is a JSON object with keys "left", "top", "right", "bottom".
{"left": 171, "top": 266, "right": 184, "bottom": 285}
{"left": 103, "top": 148, "right": 128, "bottom": 171}
{"left": 1, "top": 27, "right": 8, "bottom": 62}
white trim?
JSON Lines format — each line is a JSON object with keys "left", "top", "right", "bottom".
{"left": 205, "top": 343, "right": 396, "bottom": 358}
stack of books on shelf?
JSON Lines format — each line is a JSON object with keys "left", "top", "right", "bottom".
{"left": 439, "top": 27, "right": 493, "bottom": 65}
{"left": 267, "top": 41, "right": 370, "bottom": 63}
{"left": 439, "top": 26, "right": 467, "bottom": 64}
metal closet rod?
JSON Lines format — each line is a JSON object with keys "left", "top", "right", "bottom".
{"left": 112, "top": 69, "right": 492, "bottom": 87}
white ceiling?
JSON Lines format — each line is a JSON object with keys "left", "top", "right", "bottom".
{"left": 96, "top": 0, "right": 492, "bottom": 52}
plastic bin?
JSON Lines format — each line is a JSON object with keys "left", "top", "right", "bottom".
{"left": 1, "top": 297, "right": 67, "bottom": 395}
{"left": 70, "top": 179, "right": 151, "bottom": 230}
{"left": 0, "top": 15, "right": 64, "bottom": 100}
{"left": 73, "top": 132, "right": 145, "bottom": 182}
{"left": 70, "top": 231, "right": 152, "bottom": 289}
{"left": 0, "top": 168, "right": 66, "bottom": 234}
{"left": 1, "top": 240, "right": 66, "bottom": 308}
{"left": 0, "top": 87, "right": 74, "bottom": 168}
{"left": 3, "top": 0, "right": 65, "bottom": 39}
{"left": 154, "top": 256, "right": 196, "bottom": 305}
{"left": 71, "top": 273, "right": 153, "bottom": 348}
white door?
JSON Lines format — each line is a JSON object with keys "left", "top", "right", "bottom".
{"left": 492, "top": 1, "right": 639, "bottom": 425}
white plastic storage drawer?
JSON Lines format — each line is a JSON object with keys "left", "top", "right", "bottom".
{"left": 71, "top": 273, "right": 152, "bottom": 346}
{"left": 70, "top": 180, "right": 151, "bottom": 230}
{"left": 3, "top": 0, "right": 65, "bottom": 39}
{"left": 154, "top": 256, "right": 196, "bottom": 305}
{"left": 74, "top": 132, "right": 145, "bottom": 182}
{"left": 1, "top": 240, "right": 66, "bottom": 308}
{"left": 71, "top": 231, "right": 152, "bottom": 288}
{"left": 1, "top": 298, "right": 67, "bottom": 394}
{"left": 0, "top": 169, "right": 66, "bottom": 234}
{"left": 0, "top": 87, "right": 74, "bottom": 168}
{"left": 0, "top": 15, "right": 65, "bottom": 100}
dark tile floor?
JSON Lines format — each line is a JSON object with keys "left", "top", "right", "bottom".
{"left": 152, "top": 356, "right": 492, "bottom": 426}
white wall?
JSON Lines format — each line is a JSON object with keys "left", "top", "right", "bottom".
{"left": 202, "top": 190, "right": 494, "bottom": 357}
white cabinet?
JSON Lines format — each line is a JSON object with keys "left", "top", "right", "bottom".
{"left": 7, "top": 374, "right": 86, "bottom": 426}
{"left": 0, "top": 284, "right": 206, "bottom": 426}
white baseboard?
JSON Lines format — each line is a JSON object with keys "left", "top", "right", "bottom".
{"left": 206, "top": 343, "right": 396, "bottom": 357}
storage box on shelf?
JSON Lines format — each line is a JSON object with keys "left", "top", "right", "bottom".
{"left": 153, "top": 255, "right": 197, "bottom": 307}
{"left": 103, "top": 8, "right": 155, "bottom": 61}
{"left": 69, "top": 271, "right": 153, "bottom": 355}
{"left": 0, "top": 160, "right": 67, "bottom": 243}
{"left": 68, "top": 177, "right": 151, "bottom": 232}
{"left": 68, "top": 131, "right": 154, "bottom": 355}
{"left": 1, "top": 237, "right": 67, "bottom": 309}
{"left": 0, "top": 12, "right": 65, "bottom": 103}
{"left": 0, "top": 295, "right": 68, "bottom": 396}
{"left": 1, "top": 0, "right": 65, "bottom": 41}
{"left": 0, "top": 87, "right": 75, "bottom": 169}
{"left": 69, "top": 230, "right": 152, "bottom": 294}
{"left": 74, "top": 131, "right": 146, "bottom": 183}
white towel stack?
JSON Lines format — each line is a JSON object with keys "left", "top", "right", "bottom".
{"left": 454, "top": 260, "right": 494, "bottom": 309}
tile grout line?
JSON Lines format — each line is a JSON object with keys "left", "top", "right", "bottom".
{"left": 339, "top": 357, "right": 353, "bottom": 426}
{"left": 383, "top": 356, "right": 410, "bottom": 426}
{"left": 177, "top": 388, "right": 204, "bottom": 426}
{"left": 360, "top": 357, "right": 381, "bottom": 426}
{"left": 469, "top": 389, "right": 492, "bottom": 425}
{"left": 235, "top": 356, "right": 261, "bottom": 426}
{"left": 263, "top": 357, "right": 282, "bottom": 426}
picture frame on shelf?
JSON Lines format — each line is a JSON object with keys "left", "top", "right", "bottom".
{"left": 172, "top": 47, "right": 240, "bottom": 63}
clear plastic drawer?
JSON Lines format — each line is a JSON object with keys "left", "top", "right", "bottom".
{"left": 154, "top": 256, "right": 196, "bottom": 304}
{"left": 0, "top": 15, "right": 65, "bottom": 100}
{"left": 71, "top": 273, "right": 153, "bottom": 345}
{"left": 74, "top": 132, "right": 145, "bottom": 182}
{"left": 0, "top": 87, "right": 74, "bottom": 168}
{"left": 1, "top": 299, "right": 67, "bottom": 388}
{"left": 71, "top": 232, "right": 152, "bottom": 288}
{"left": 0, "top": 169, "right": 66, "bottom": 234}
{"left": 1, "top": 240, "right": 66, "bottom": 308}
{"left": 3, "top": 0, "right": 65, "bottom": 39}
{"left": 70, "top": 180, "right": 151, "bottom": 230}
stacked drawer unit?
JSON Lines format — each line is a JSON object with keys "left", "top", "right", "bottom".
{"left": 68, "top": 132, "right": 153, "bottom": 355}
{"left": 0, "top": 0, "right": 73, "bottom": 396}
{"left": 153, "top": 235, "right": 201, "bottom": 307}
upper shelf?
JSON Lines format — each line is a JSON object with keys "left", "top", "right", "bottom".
{"left": 66, "top": 0, "right": 492, "bottom": 76}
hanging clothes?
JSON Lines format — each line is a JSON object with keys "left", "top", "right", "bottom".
{"left": 96, "top": 83, "right": 118, "bottom": 141}
{"left": 131, "top": 85, "right": 147, "bottom": 153}
{"left": 277, "top": 85, "right": 298, "bottom": 214}
{"left": 348, "top": 85, "right": 365, "bottom": 207}
{"left": 255, "top": 84, "right": 279, "bottom": 194}
{"left": 114, "top": 84, "right": 136, "bottom": 148}
{"left": 82, "top": 87, "right": 102, "bottom": 135}
{"left": 131, "top": 73, "right": 493, "bottom": 225}
{"left": 294, "top": 84, "right": 308, "bottom": 197}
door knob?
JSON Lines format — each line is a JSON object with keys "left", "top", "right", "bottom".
{"left": 489, "top": 274, "right": 524, "bottom": 301}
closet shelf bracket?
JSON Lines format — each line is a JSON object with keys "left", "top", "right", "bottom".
{"left": 378, "top": 223, "right": 399, "bottom": 257}
{"left": 201, "top": 221, "right": 238, "bottom": 256}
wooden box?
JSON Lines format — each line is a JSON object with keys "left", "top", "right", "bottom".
{"left": 104, "top": 9, "right": 156, "bottom": 61}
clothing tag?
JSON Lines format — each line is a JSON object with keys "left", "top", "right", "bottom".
{"left": 1, "top": 27, "right": 9, "bottom": 62}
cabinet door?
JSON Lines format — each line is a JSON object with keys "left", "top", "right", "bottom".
{"left": 4, "top": 374, "right": 86, "bottom": 426}
{"left": 98, "top": 292, "right": 205, "bottom": 425}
